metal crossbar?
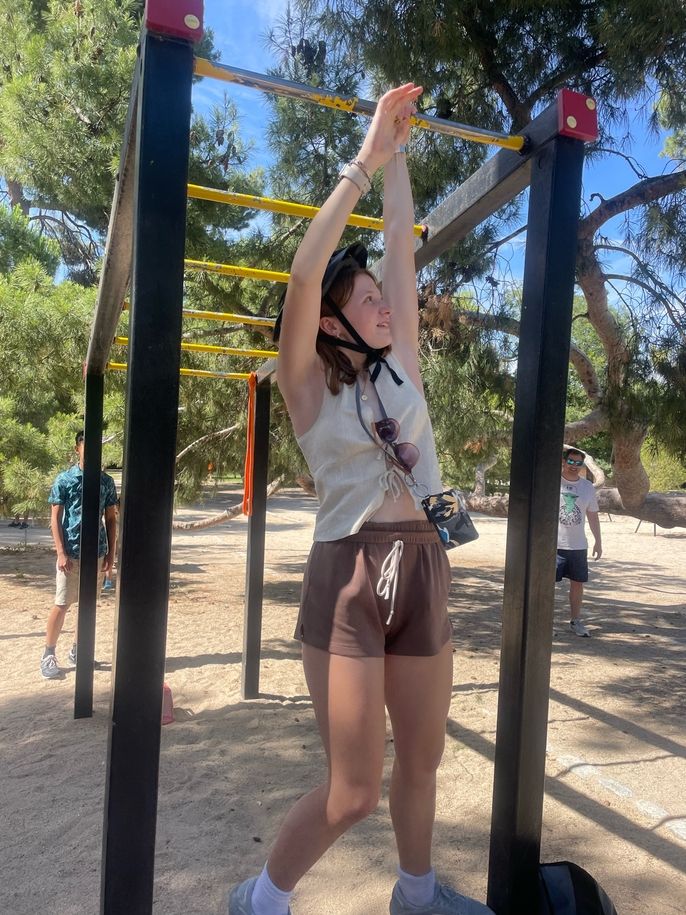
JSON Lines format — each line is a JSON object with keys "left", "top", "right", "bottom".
{"left": 187, "top": 182, "right": 426, "bottom": 237}
{"left": 194, "top": 58, "right": 525, "bottom": 152}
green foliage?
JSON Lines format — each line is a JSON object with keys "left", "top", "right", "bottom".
{"left": 0, "top": 0, "right": 140, "bottom": 229}
{"left": 421, "top": 296, "right": 515, "bottom": 488}
{"left": 0, "top": 261, "right": 125, "bottom": 512}
{"left": 0, "top": 206, "right": 60, "bottom": 274}
{"left": 0, "top": 456, "right": 53, "bottom": 517}
{"left": 650, "top": 345, "right": 686, "bottom": 459}
{"left": 0, "top": 0, "right": 234, "bottom": 280}
{"left": 0, "top": 260, "right": 93, "bottom": 426}
{"left": 641, "top": 439, "right": 686, "bottom": 491}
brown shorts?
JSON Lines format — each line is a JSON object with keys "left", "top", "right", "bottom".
{"left": 295, "top": 520, "right": 452, "bottom": 658}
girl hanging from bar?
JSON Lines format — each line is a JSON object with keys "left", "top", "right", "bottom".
{"left": 228, "top": 83, "right": 493, "bottom": 915}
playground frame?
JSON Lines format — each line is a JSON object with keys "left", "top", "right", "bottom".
{"left": 76, "top": 2, "right": 597, "bottom": 912}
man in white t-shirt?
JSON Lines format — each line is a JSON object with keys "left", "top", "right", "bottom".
{"left": 557, "top": 447, "right": 602, "bottom": 637}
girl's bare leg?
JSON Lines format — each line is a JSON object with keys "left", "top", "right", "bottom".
{"left": 265, "top": 644, "right": 387, "bottom": 890}
{"left": 385, "top": 641, "right": 454, "bottom": 874}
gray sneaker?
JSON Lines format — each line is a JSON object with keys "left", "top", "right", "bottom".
{"left": 228, "top": 876, "right": 292, "bottom": 915}
{"left": 390, "top": 881, "right": 494, "bottom": 915}
{"left": 570, "top": 618, "right": 590, "bottom": 638}
{"left": 67, "top": 645, "right": 103, "bottom": 669}
{"left": 40, "top": 654, "right": 61, "bottom": 680}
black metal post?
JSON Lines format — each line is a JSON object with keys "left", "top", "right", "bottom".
{"left": 100, "top": 30, "right": 193, "bottom": 915}
{"left": 487, "top": 135, "right": 585, "bottom": 914}
{"left": 242, "top": 378, "right": 272, "bottom": 699}
{"left": 74, "top": 371, "right": 105, "bottom": 718}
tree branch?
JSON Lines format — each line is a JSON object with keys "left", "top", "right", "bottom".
{"left": 175, "top": 424, "right": 240, "bottom": 464}
{"left": 579, "top": 171, "right": 686, "bottom": 238}
{"left": 603, "top": 273, "right": 686, "bottom": 337}
{"left": 172, "top": 475, "right": 284, "bottom": 530}
{"left": 592, "top": 148, "right": 648, "bottom": 181}
{"left": 563, "top": 407, "right": 607, "bottom": 442}
{"left": 465, "top": 489, "right": 686, "bottom": 529}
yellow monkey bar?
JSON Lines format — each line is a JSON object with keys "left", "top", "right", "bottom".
{"left": 107, "top": 362, "right": 251, "bottom": 381}
{"left": 194, "top": 58, "right": 526, "bottom": 152}
{"left": 114, "top": 336, "right": 277, "bottom": 359}
{"left": 187, "top": 183, "right": 426, "bottom": 238}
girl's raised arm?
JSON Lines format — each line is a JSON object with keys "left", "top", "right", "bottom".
{"left": 382, "top": 144, "right": 420, "bottom": 373}
{"left": 277, "top": 83, "right": 422, "bottom": 400}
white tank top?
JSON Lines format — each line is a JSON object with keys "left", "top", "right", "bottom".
{"left": 295, "top": 353, "right": 444, "bottom": 541}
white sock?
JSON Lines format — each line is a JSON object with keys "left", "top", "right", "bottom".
{"left": 397, "top": 866, "right": 437, "bottom": 906}
{"left": 251, "top": 864, "right": 293, "bottom": 915}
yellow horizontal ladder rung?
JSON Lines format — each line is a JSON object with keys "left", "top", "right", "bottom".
{"left": 114, "top": 336, "right": 277, "bottom": 358}
{"left": 187, "top": 183, "right": 426, "bottom": 237}
{"left": 107, "top": 361, "right": 251, "bottom": 381}
{"left": 184, "top": 259, "right": 289, "bottom": 282}
{"left": 121, "top": 302, "right": 276, "bottom": 327}
{"left": 193, "top": 58, "right": 526, "bottom": 152}
{"left": 182, "top": 308, "right": 275, "bottom": 326}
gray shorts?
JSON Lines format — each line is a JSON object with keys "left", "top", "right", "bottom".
{"left": 295, "top": 521, "right": 452, "bottom": 658}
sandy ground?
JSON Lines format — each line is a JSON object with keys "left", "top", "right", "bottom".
{"left": 1, "top": 488, "right": 685, "bottom": 915}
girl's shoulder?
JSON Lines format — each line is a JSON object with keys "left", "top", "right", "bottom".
{"left": 276, "top": 359, "right": 328, "bottom": 438}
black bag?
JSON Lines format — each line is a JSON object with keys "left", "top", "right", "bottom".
{"left": 539, "top": 861, "right": 619, "bottom": 915}
{"left": 421, "top": 489, "right": 479, "bottom": 550}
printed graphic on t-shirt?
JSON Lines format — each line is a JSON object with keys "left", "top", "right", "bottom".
{"left": 559, "top": 491, "right": 582, "bottom": 527}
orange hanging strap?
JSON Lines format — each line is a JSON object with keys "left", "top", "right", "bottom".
{"left": 242, "top": 373, "right": 258, "bottom": 515}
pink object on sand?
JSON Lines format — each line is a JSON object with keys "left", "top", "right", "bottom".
{"left": 161, "top": 682, "right": 174, "bottom": 725}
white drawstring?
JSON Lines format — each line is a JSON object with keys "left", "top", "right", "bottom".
{"left": 376, "top": 539, "right": 404, "bottom": 625}
{"left": 379, "top": 468, "right": 403, "bottom": 502}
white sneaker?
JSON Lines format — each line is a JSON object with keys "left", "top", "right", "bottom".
{"left": 390, "top": 881, "right": 494, "bottom": 914}
{"left": 570, "top": 618, "right": 590, "bottom": 637}
{"left": 228, "top": 877, "right": 292, "bottom": 915}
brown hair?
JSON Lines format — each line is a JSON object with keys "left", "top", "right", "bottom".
{"left": 317, "top": 264, "right": 390, "bottom": 395}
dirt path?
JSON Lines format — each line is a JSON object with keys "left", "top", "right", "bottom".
{"left": 1, "top": 489, "right": 684, "bottom": 914}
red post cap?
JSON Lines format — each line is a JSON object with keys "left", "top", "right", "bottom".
{"left": 145, "top": 0, "right": 204, "bottom": 42}
{"left": 557, "top": 89, "right": 599, "bottom": 142}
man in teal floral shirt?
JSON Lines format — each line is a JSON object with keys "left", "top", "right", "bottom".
{"left": 40, "top": 431, "right": 118, "bottom": 679}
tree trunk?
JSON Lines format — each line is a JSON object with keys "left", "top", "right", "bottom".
{"left": 295, "top": 473, "right": 316, "bottom": 496}
{"left": 610, "top": 427, "right": 650, "bottom": 510}
{"left": 6, "top": 179, "right": 29, "bottom": 215}
{"left": 596, "top": 489, "right": 686, "bottom": 528}
{"left": 474, "top": 454, "right": 499, "bottom": 497}
{"left": 465, "top": 493, "right": 510, "bottom": 517}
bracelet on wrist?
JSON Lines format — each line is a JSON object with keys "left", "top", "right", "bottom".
{"left": 352, "top": 158, "right": 372, "bottom": 183}
{"left": 339, "top": 161, "right": 371, "bottom": 195}
{"left": 395, "top": 144, "right": 407, "bottom": 155}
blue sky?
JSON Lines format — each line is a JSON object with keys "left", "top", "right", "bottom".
{"left": 195, "top": 0, "right": 283, "bottom": 171}
{"left": 197, "top": 0, "right": 674, "bottom": 281}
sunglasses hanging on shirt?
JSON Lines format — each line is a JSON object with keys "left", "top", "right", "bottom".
{"left": 354, "top": 378, "right": 479, "bottom": 549}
